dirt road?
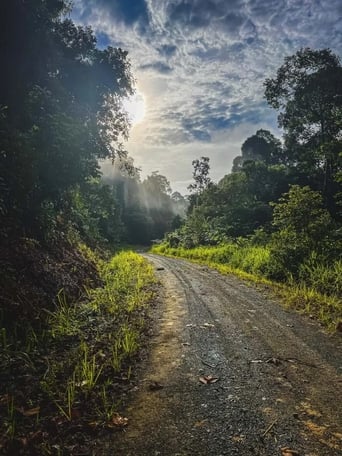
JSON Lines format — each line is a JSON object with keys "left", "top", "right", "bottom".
{"left": 107, "top": 254, "right": 342, "bottom": 455}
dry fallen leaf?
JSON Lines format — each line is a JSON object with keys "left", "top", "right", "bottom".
{"left": 19, "top": 406, "right": 40, "bottom": 417}
{"left": 194, "top": 419, "right": 208, "bottom": 427}
{"left": 231, "top": 435, "right": 245, "bottom": 443}
{"left": 281, "top": 447, "right": 300, "bottom": 456}
{"left": 199, "top": 375, "right": 219, "bottom": 385}
{"left": 108, "top": 414, "right": 129, "bottom": 428}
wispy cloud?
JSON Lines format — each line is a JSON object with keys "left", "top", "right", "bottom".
{"left": 71, "top": 0, "right": 342, "bottom": 192}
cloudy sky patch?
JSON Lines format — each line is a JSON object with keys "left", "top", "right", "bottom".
{"left": 71, "top": 0, "right": 341, "bottom": 193}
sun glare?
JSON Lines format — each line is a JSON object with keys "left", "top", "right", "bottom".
{"left": 123, "top": 91, "right": 146, "bottom": 125}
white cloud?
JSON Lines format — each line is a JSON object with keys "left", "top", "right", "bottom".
{"left": 71, "top": 0, "right": 341, "bottom": 193}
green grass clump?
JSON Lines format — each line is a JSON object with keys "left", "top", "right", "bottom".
{"left": 279, "top": 283, "right": 341, "bottom": 331}
{"left": 0, "top": 249, "right": 157, "bottom": 452}
{"left": 151, "top": 243, "right": 341, "bottom": 331}
{"left": 152, "top": 243, "right": 271, "bottom": 277}
{"left": 89, "top": 251, "right": 155, "bottom": 313}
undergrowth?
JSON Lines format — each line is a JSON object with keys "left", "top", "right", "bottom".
{"left": 0, "top": 249, "right": 156, "bottom": 454}
{"left": 152, "top": 243, "right": 341, "bottom": 331}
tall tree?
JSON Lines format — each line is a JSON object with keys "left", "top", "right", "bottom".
{"left": 240, "top": 129, "right": 283, "bottom": 166}
{"left": 264, "top": 48, "right": 342, "bottom": 209}
{"left": 269, "top": 185, "right": 333, "bottom": 278}
{"left": 0, "top": 1, "right": 134, "bottom": 239}
{"left": 188, "top": 156, "right": 212, "bottom": 212}
{"left": 188, "top": 157, "right": 212, "bottom": 194}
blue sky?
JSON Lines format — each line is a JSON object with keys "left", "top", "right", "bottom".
{"left": 71, "top": 0, "right": 342, "bottom": 193}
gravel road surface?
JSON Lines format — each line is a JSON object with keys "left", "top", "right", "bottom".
{"left": 106, "top": 254, "right": 342, "bottom": 456}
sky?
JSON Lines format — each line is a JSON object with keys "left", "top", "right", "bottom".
{"left": 71, "top": 0, "right": 342, "bottom": 194}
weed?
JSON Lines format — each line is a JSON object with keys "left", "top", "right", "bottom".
{"left": 48, "top": 289, "right": 80, "bottom": 338}
{"left": 111, "top": 339, "right": 122, "bottom": 372}
{"left": 54, "top": 372, "right": 76, "bottom": 421}
{"left": 121, "top": 326, "right": 138, "bottom": 356}
{"left": 5, "top": 396, "right": 16, "bottom": 440}
{"left": 76, "top": 342, "right": 103, "bottom": 395}
{"left": 0, "top": 249, "right": 157, "bottom": 453}
{"left": 98, "top": 386, "right": 117, "bottom": 421}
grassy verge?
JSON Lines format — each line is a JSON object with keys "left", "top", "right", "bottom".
{"left": 0, "top": 249, "right": 156, "bottom": 454}
{"left": 151, "top": 244, "right": 341, "bottom": 332}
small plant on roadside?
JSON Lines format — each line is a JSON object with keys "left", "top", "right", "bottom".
{"left": 121, "top": 326, "right": 139, "bottom": 356}
{"left": 111, "top": 339, "right": 123, "bottom": 372}
{"left": 48, "top": 289, "right": 80, "bottom": 338}
{"left": 53, "top": 372, "right": 77, "bottom": 421}
{"left": 76, "top": 342, "right": 103, "bottom": 395}
{"left": 4, "top": 396, "right": 16, "bottom": 440}
{"left": 97, "top": 386, "right": 117, "bottom": 421}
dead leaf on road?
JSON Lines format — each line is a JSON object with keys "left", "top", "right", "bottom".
{"left": 108, "top": 414, "right": 129, "bottom": 428}
{"left": 281, "top": 447, "right": 300, "bottom": 456}
{"left": 194, "top": 419, "right": 208, "bottom": 427}
{"left": 231, "top": 435, "right": 245, "bottom": 443}
{"left": 199, "top": 375, "right": 219, "bottom": 385}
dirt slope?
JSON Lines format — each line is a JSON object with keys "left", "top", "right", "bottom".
{"left": 104, "top": 254, "right": 342, "bottom": 456}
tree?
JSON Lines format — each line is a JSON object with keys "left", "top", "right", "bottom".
{"left": 188, "top": 156, "right": 212, "bottom": 194}
{"left": 187, "top": 156, "right": 212, "bottom": 212}
{"left": 171, "top": 191, "right": 188, "bottom": 217}
{"left": 269, "top": 185, "right": 333, "bottom": 278}
{"left": 241, "top": 129, "right": 283, "bottom": 166}
{"left": 242, "top": 161, "right": 289, "bottom": 203}
{"left": 0, "top": 1, "right": 134, "bottom": 239}
{"left": 264, "top": 48, "right": 342, "bottom": 209}
{"left": 141, "top": 172, "right": 174, "bottom": 239}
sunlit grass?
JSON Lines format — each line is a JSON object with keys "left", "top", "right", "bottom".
{"left": 0, "top": 249, "right": 157, "bottom": 450}
{"left": 89, "top": 251, "right": 155, "bottom": 313}
{"left": 152, "top": 243, "right": 341, "bottom": 331}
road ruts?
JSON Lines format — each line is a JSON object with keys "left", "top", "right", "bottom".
{"left": 100, "top": 254, "right": 342, "bottom": 456}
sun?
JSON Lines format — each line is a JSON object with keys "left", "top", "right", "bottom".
{"left": 123, "top": 91, "right": 146, "bottom": 125}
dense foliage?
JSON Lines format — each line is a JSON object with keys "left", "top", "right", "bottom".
{"left": 0, "top": 1, "right": 183, "bottom": 246}
{"left": 163, "top": 48, "right": 342, "bottom": 300}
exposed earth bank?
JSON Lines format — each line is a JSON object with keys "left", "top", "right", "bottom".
{"left": 104, "top": 254, "right": 342, "bottom": 455}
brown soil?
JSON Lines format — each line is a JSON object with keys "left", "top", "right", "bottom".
{"left": 0, "top": 238, "right": 100, "bottom": 328}
{"left": 101, "top": 254, "right": 342, "bottom": 456}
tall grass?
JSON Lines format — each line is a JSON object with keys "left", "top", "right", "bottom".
{"left": 152, "top": 243, "right": 341, "bottom": 330}
{"left": 89, "top": 251, "right": 155, "bottom": 313}
{"left": 153, "top": 244, "right": 271, "bottom": 277}
{"left": 0, "top": 249, "right": 157, "bottom": 451}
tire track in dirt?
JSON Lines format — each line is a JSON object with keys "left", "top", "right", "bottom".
{"left": 103, "top": 255, "right": 342, "bottom": 456}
